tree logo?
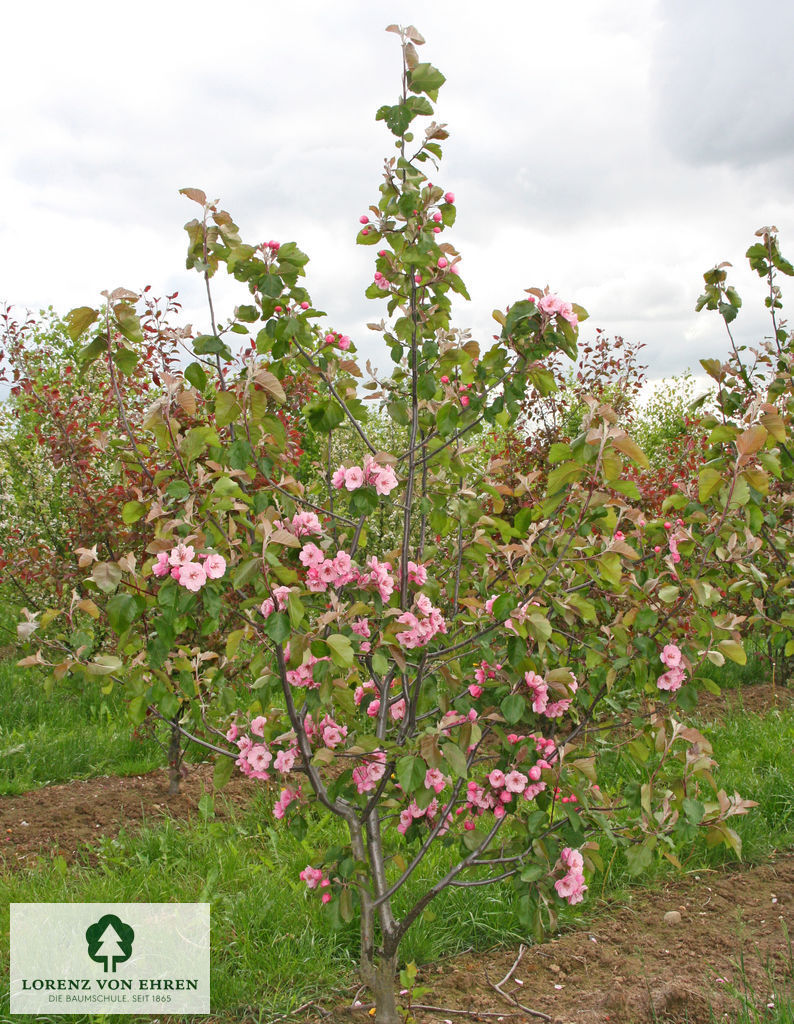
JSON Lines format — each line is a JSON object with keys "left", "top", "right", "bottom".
{"left": 85, "top": 915, "right": 135, "bottom": 973}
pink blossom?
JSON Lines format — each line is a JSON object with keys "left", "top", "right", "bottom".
{"left": 660, "top": 643, "right": 683, "bottom": 668}
{"left": 504, "top": 770, "right": 528, "bottom": 794}
{"left": 248, "top": 744, "right": 272, "bottom": 774}
{"left": 331, "top": 466, "right": 347, "bottom": 489}
{"left": 300, "top": 865, "right": 326, "bottom": 889}
{"left": 226, "top": 722, "right": 238, "bottom": 742}
{"left": 273, "top": 786, "right": 300, "bottom": 819}
{"left": 274, "top": 747, "right": 298, "bottom": 773}
{"left": 657, "top": 666, "right": 686, "bottom": 692}
{"left": 488, "top": 769, "right": 506, "bottom": 789}
{"left": 300, "top": 301, "right": 309, "bottom": 310}
{"left": 169, "top": 542, "right": 195, "bottom": 567}
{"left": 321, "top": 891, "right": 332, "bottom": 904}
{"left": 352, "top": 617, "right": 371, "bottom": 638}
{"left": 250, "top": 715, "right": 267, "bottom": 737}
{"left": 338, "top": 335, "right": 351, "bottom": 350}
{"left": 544, "top": 699, "right": 572, "bottom": 718}
{"left": 204, "top": 553, "right": 226, "bottom": 579}
{"left": 390, "top": 698, "right": 406, "bottom": 721}
{"left": 468, "top": 684, "right": 483, "bottom": 699}
{"left": 299, "top": 542, "right": 325, "bottom": 569}
{"left": 152, "top": 552, "right": 170, "bottom": 577}
{"left": 437, "top": 257, "right": 448, "bottom": 269}
{"left": 425, "top": 768, "right": 448, "bottom": 793}
{"left": 179, "top": 561, "right": 207, "bottom": 592}
{"left": 525, "top": 671, "right": 548, "bottom": 714}
{"left": 352, "top": 752, "right": 387, "bottom": 794}
{"left": 344, "top": 466, "right": 365, "bottom": 490}
{"left": 407, "top": 561, "right": 427, "bottom": 586}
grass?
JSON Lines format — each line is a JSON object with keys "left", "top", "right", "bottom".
{"left": 0, "top": 660, "right": 168, "bottom": 796}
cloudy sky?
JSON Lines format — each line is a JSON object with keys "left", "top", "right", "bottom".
{"left": 2, "top": 0, "right": 793, "bottom": 388}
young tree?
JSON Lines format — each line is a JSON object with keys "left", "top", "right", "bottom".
{"left": 18, "top": 27, "right": 778, "bottom": 1022}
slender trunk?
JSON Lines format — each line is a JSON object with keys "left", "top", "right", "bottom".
{"left": 370, "top": 952, "right": 400, "bottom": 1024}
{"left": 168, "top": 713, "right": 182, "bottom": 794}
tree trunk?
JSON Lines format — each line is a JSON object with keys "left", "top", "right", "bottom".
{"left": 168, "top": 715, "right": 182, "bottom": 794}
{"left": 366, "top": 952, "right": 400, "bottom": 1024}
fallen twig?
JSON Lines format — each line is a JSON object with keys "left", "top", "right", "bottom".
{"left": 484, "top": 944, "right": 552, "bottom": 1023}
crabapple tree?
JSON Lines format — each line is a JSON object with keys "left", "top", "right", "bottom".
{"left": 16, "top": 26, "right": 779, "bottom": 1023}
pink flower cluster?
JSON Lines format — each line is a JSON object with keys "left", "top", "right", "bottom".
{"left": 286, "top": 651, "right": 330, "bottom": 689}
{"left": 298, "top": 543, "right": 396, "bottom": 602}
{"left": 352, "top": 751, "right": 387, "bottom": 794}
{"left": 395, "top": 593, "right": 447, "bottom": 649}
{"left": 469, "top": 660, "right": 502, "bottom": 698}
{"left": 354, "top": 679, "right": 405, "bottom": 721}
{"left": 151, "top": 543, "right": 226, "bottom": 592}
{"left": 323, "top": 330, "right": 351, "bottom": 351}
{"left": 554, "top": 847, "right": 587, "bottom": 905}
{"left": 275, "top": 511, "right": 323, "bottom": 537}
{"left": 260, "top": 585, "right": 292, "bottom": 619}
{"left": 538, "top": 293, "right": 579, "bottom": 327}
{"left": 300, "top": 545, "right": 358, "bottom": 592}
{"left": 524, "top": 670, "right": 578, "bottom": 718}
{"left": 299, "top": 865, "right": 332, "bottom": 903}
{"left": 657, "top": 643, "right": 687, "bottom": 692}
{"left": 332, "top": 455, "right": 398, "bottom": 496}
{"left": 397, "top": 797, "right": 452, "bottom": 835}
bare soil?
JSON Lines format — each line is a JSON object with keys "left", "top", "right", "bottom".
{"left": 0, "top": 762, "right": 253, "bottom": 866}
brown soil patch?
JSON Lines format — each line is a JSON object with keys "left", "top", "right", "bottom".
{"left": 314, "top": 856, "right": 793, "bottom": 1024}
{"left": 0, "top": 763, "right": 254, "bottom": 866}
{"left": 695, "top": 682, "right": 794, "bottom": 722}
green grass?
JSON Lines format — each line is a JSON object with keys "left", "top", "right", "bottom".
{"left": 0, "top": 660, "right": 166, "bottom": 795}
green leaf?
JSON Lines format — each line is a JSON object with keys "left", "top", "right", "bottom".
{"left": 700, "top": 466, "right": 725, "bottom": 501}
{"left": 376, "top": 103, "right": 414, "bottom": 137}
{"left": 372, "top": 651, "right": 389, "bottom": 675}
{"left": 215, "top": 390, "right": 241, "bottom": 427}
{"left": 264, "top": 612, "right": 290, "bottom": 645}
{"left": 214, "top": 755, "right": 234, "bottom": 790}
{"left": 194, "top": 334, "right": 232, "bottom": 361}
{"left": 441, "top": 742, "right": 468, "bottom": 778}
{"left": 327, "top": 633, "right": 354, "bottom": 668}
{"left": 121, "top": 500, "right": 146, "bottom": 524}
{"left": 625, "top": 841, "right": 654, "bottom": 876}
{"left": 185, "top": 361, "right": 208, "bottom": 390}
{"left": 719, "top": 639, "right": 746, "bottom": 665}
{"left": 114, "top": 303, "right": 143, "bottom": 344}
{"left": 396, "top": 755, "right": 426, "bottom": 794}
{"left": 166, "top": 480, "right": 190, "bottom": 500}
{"left": 682, "top": 797, "right": 705, "bottom": 824}
{"left": 106, "top": 593, "right": 139, "bottom": 635}
{"left": 501, "top": 693, "right": 525, "bottom": 724}
{"left": 436, "top": 402, "right": 459, "bottom": 437}
{"left": 66, "top": 306, "right": 98, "bottom": 341}
{"left": 491, "top": 594, "right": 517, "bottom": 620}
{"left": 546, "top": 461, "right": 583, "bottom": 495}
{"left": 409, "top": 62, "right": 446, "bottom": 99}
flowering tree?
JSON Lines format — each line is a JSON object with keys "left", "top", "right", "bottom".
{"left": 16, "top": 26, "right": 780, "bottom": 1022}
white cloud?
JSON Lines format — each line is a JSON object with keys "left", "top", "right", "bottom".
{"left": 1, "top": 0, "right": 792, "bottom": 385}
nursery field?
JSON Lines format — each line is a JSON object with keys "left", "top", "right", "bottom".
{"left": 1, "top": 653, "right": 793, "bottom": 1024}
